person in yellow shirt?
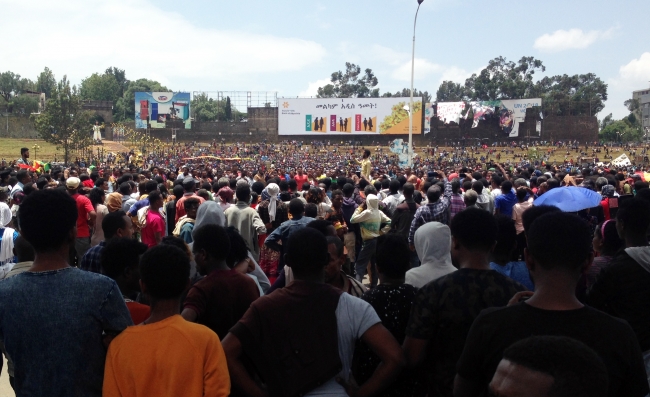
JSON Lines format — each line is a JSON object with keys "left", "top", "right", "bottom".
{"left": 103, "top": 244, "right": 230, "bottom": 397}
{"left": 354, "top": 149, "right": 372, "bottom": 181}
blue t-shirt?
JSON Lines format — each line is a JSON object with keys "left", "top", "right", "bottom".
{"left": 490, "top": 261, "right": 534, "bottom": 291}
{"left": 494, "top": 190, "right": 517, "bottom": 217}
{"left": 0, "top": 267, "right": 133, "bottom": 396}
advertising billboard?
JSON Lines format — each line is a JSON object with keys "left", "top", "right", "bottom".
{"left": 278, "top": 97, "right": 422, "bottom": 135}
{"left": 135, "top": 92, "right": 191, "bottom": 129}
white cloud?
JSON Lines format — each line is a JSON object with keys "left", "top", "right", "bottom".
{"left": 534, "top": 28, "right": 615, "bottom": 52}
{"left": 391, "top": 59, "right": 444, "bottom": 81}
{"left": 606, "top": 52, "right": 650, "bottom": 119}
{"left": 0, "top": 0, "right": 326, "bottom": 89}
{"left": 298, "top": 78, "right": 332, "bottom": 97}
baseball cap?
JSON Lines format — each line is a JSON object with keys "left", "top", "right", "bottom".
{"left": 66, "top": 177, "right": 80, "bottom": 189}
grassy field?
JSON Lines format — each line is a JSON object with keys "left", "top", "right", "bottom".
{"left": 0, "top": 138, "right": 65, "bottom": 162}
{"left": 0, "top": 137, "right": 638, "bottom": 166}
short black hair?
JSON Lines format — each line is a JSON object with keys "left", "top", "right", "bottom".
{"left": 145, "top": 180, "right": 158, "bottom": 193}
{"left": 236, "top": 185, "right": 250, "bottom": 202}
{"left": 101, "top": 238, "right": 147, "bottom": 279}
{"left": 184, "top": 197, "right": 200, "bottom": 211}
{"left": 427, "top": 185, "right": 442, "bottom": 202}
{"left": 522, "top": 205, "right": 561, "bottom": 234}
{"left": 342, "top": 183, "right": 354, "bottom": 196}
{"left": 376, "top": 234, "right": 410, "bottom": 279}
{"left": 289, "top": 198, "right": 305, "bottom": 216}
{"left": 450, "top": 207, "right": 498, "bottom": 252}
{"left": 471, "top": 180, "right": 484, "bottom": 194}
{"left": 501, "top": 180, "right": 513, "bottom": 192}
{"left": 527, "top": 212, "right": 592, "bottom": 272}
{"left": 119, "top": 182, "right": 132, "bottom": 195}
{"left": 19, "top": 190, "right": 77, "bottom": 253}
{"left": 307, "top": 219, "right": 333, "bottom": 236}
{"left": 326, "top": 235, "right": 344, "bottom": 258}
{"left": 402, "top": 182, "right": 414, "bottom": 197}
{"left": 390, "top": 179, "right": 401, "bottom": 194}
{"left": 140, "top": 244, "right": 190, "bottom": 300}
{"left": 14, "top": 235, "right": 35, "bottom": 262}
{"left": 285, "top": 227, "right": 329, "bottom": 275}
{"left": 16, "top": 170, "right": 29, "bottom": 182}
{"left": 21, "top": 147, "right": 29, "bottom": 155}
{"left": 148, "top": 190, "right": 162, "bottom": 205}
{"left": 102, "top": 210, "right": 128, "bottom": 239}
{"left": 225, "top": 226, "right": 249, "bottom": 268}
{"left": 617, "top": 198, "right": 650, "bottom": 237}
{"left": 183, "top": 178, "right": 196, "bottom": 192}
{"left": 501, "top": 336, "right": 608, "bottom": 397}
{"left": 303, "top": 202, "right": 317, "bottom": 218}
{"left": 193, "top": 224, "right": 230, "bottom": 262}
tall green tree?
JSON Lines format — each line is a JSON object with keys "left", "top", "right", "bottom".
{"left": 79, "top": 73, "right": 121, "bottom": 102}
{"left": 225, "top": 97, "right": 232, "bottom": 121}
{"left": 115, "top": 78, "right": 169, "bottom": 121}
{"left": 435, "top": 81, "right": 466, "bottom": 102}
{"left": 382, "top": 88, "right": 431, "bottom": 103}
{"left": 462, "top": 56, "right": 546, "bottom": 100}
{"left": 317, "top": 62, "right": 379, "bottom": 98}
{"left": 33, "top": 76, "right": 93, "bottom": 164}
{"left": 191, "top": 93, "right": 224, "bottom": 122}
{"left": 36, "top": 67, "right": 57, "bottom": 98}
{"left": 105, "top": 67, "right": 129, "bottom": 98}
{"left": 0, "top": 71, "right": 34, "bottom": 103}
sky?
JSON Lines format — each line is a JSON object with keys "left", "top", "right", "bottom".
{"left": 2, "top": 0, "right": 649, "bottom": 120}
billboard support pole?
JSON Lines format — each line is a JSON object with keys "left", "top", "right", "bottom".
{"left": 409, "top": 0, "right": 423, "bottom": 167}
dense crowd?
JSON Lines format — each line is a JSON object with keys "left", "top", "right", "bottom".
{"left": 1, "top": 141, "right": 650, "bottom": 397}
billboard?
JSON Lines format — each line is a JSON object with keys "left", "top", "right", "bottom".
{"left": 135, "top": 92, "right": 191, "bottom": 129}
{"left": 278, "top": 97, "right": 423, "bottom": 135}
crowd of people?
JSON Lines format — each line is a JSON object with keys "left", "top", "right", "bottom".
{"left": 1, "top": 141, "right": 650, "bottom": 397}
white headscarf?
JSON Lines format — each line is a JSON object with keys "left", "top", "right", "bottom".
{"left": 266, "top": 183, "right": 280, "bottom": 222}
{"left": 0, "top": 202, "right": 15, "bottom": 264}
{"left": 406, "top": 222, "right": 456, "bottom": 288}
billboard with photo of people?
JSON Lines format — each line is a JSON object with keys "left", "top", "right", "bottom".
{"left": 135, "top": 92, "right": 191, "bottom": 129}
{"left": 279, "top": 97, "right": 422, "bottom": 135}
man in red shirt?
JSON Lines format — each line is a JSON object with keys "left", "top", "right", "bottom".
{"left": 294, "top": 167, "right": 308, "bottom": 188}
{"left": 140, "top": 191, "right": 165, "bottom": 248}
{"left": 175, "top": 178, "right": 205, "bottom": 223}
{"left": 67, "top": 177, "right": 96, "bottom": 266}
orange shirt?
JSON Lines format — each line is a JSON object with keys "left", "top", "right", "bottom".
{"left": 103, "top": 315, "right": 230, "bottom": 397}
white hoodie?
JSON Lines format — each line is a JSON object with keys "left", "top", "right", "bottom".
{"left": 406, "top": 222, "right": 457, "bottom": 288}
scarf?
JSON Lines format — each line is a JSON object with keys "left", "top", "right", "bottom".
{"left": 0, "top": 202, "right": 15, "bottom": 264}
{"left": 265, "top": 183, "right": 280, "bottom": 222}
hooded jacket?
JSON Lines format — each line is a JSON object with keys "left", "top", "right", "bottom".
{"left": 350, "top": 194, "right": 391, "bottom": 241}
{"left": 406, "top": 222, "right": 456, "bottom": 288}
{"left": 341, "top": 197, "right": 358, "bottom": 226}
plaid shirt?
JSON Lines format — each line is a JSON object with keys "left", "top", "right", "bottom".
{"left": 80, "top": 241, "right": 105, "bottom": 274}
{"left": 408, "top": 181, "right": 452, "bottom": 244}
{"left": 449, "top": 193, "right": 466, "bottom": 219}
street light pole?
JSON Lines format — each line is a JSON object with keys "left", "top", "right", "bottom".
{"left": 409, "top": 0, "right": 424, "bottom": 167}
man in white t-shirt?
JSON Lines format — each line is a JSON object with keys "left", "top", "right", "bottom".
{"left": 222, "top": 227, "right": 404, "bottom": 397}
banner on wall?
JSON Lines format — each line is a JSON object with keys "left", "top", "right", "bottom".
{"left": 424, "top": 103, "right": 436, "bottom": 134}
{"left": 278, "top": 97, "right": 423, "bottom": 135}
{"left": 436, "top": 102, "right": 466, "bottom": 125}
{"left": 499, "top": 99, "right": 542, "bottom": 137}
{"left": 135, "top": 92, "right": 191, "bottom": 129}
{"left": 471, "top": 101, "right": 500, "bottom": 128}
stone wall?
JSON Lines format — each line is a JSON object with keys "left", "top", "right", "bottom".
{"left": 0, "top": 116, "right": 40, "bottom": 139}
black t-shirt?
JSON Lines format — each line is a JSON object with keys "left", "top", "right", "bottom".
{"left": 587, "top": 249, "right": 650, "bottom": 351}
{"left": 457, "top": 303, "right": 649, "bottom": 397}
{"left": 405, "top": 268, "right": 526, "bottom": 397}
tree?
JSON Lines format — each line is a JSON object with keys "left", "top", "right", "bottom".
{"left": 79, "top": 73, "right": 121, "bottom": 102}
{"left": 36, "top": 67, "right": 57, "bottom": 98}
{"left": 0, "top": 71, "right": 34, "bottom": 103}
{"left": 33, "top": 76, "right": 93, "bottom": 164}
{"left": 535, "top": 73, "right": 608, "bottom": 115}
{"left": 191, "top": 93, "right": 224, "bottom": 122}
{"left": 435, "top": 81, "right": 466, "bottom": 102}
{"left": 600, "top": 113, "right": 614, "bottom": 130}
{"left": 317, "top": 62, "right": 379, "bottom": 98}
{"left": 463, "top": 56, "right": 545, "bottom": 100}
{"left": 12, "top": 95, "right": 39, "bottom": 115}
{"left": 382, "top": 88, "right": 432, "bottom": 103}
{"left": 225, "top": 97, "right": 232, "bottom": 121}
{"left": 114, "top": 78, "right": 169, "bottom": 121}
{"left": 599, "top": 119, "right": 642, "bottom": 143}
{"left": 105, "top": 67, "right": 129, "bottom": 98}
